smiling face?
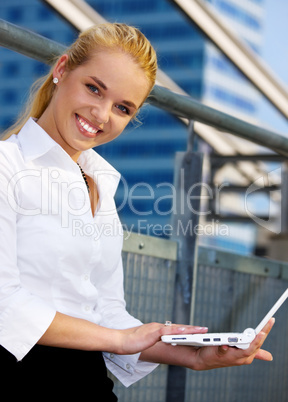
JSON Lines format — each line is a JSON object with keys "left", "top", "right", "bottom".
{"left": 37, "top": 49, "right": 150, "bottom": 161}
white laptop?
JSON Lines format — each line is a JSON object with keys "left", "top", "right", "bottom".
{"left": 161, "top": 288, "right": 288, "bottom": 350}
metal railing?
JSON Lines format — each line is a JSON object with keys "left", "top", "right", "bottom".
{"left": 117, "top": 233, "right": 288, "bottom": 402}
{"left": 1, "top": 18, "right": 288, "bottom": 402}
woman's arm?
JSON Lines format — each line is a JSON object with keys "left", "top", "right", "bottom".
{"left": 38, "top": 311, "right": 208, "bottom": 354}
{"left": 39, "top": 312, "right": 274, "bottom": 372}
{"left": 38, "top": 312, "right": 122, "bottom": 351}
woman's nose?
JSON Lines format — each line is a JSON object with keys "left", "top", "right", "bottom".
{"left": 91, "top": 104, "right": 110, "bottom": 125}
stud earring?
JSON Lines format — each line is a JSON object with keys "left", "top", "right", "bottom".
{"left": 53, "top": 77, "right": 59, "bottom": 84}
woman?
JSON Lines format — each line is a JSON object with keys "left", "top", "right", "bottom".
{"left": 0, "top": 23, "right": 273, "bottom": 400}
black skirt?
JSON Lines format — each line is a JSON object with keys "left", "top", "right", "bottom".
{"left": 0, "top": 344, "right": 118, "bottom": 401}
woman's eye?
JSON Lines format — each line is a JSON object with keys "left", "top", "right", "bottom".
{"left": 87, "top": 84, "right": 99, "bottom": 94}
{"left": 117, "top": 104, "right": 130, "bottom": 115}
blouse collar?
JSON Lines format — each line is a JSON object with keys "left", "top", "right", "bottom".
{"left": 16, "top": 117, "right": 121, "bottom": 197}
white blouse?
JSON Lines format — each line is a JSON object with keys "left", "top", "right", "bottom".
{"left": 0, "top": 118, "right": 157, "bottom": 387}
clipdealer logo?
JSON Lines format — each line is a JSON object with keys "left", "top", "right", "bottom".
{"left": 244, "top": 167, "right": 281, "bottom": 234}
{"left": 5, "top": 166, "right": 282, "bottom": 235}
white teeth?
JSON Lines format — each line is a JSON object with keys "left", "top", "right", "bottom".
{"left": 77, "top": 115, "right": 98, "bottom": 134}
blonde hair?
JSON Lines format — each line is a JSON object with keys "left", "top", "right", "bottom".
{"left": 2, "top": 23, "right": 157, "bottom": 140}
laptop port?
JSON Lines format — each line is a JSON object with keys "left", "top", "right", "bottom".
{"left": 228, "top": 337, "right": 238, "bottom": 342}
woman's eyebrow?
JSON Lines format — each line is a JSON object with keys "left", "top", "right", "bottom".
{"left": 90, "top": 76, "right": 108, "bottom": 91}
{"left": 122, "top": 100, "right": 137, "bottom": 110}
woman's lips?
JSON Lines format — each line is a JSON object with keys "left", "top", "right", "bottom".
{"left": 75, "top": 114, "right": 102, "bottom": 138}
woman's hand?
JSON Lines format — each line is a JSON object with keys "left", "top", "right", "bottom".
{"left": 140, "top": 318, "right": 275, "bottom": 370}
{"left": 190, "top": 318, "right": 274, "bottom": 370}
{"left": 117, "top": 323, "right": 208, "bottom": 355}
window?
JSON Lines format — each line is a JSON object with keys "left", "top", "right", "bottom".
{"left": 215, "top": 0, "right": 262, "bottom": 30}
{"left": 2, "top": 89, "right": 18, "bottom": 105}
{"left": 6, "top": 7, "right": 24, "bottom": 23}
{"left": 207, "top": 85, "right": 256, "bottom": 113}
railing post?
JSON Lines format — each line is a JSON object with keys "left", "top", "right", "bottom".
{"left": 166, "top": 121, "right": 204, "bottom": 401}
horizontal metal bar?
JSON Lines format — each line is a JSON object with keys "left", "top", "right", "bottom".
{"left": 208, "top": 185, "right": 280, "bottom": 193}
{"left": 123, "top": 233, "right": 288, "bottom": 279}
{"left": 1, "top": 19, "right": 288, "bottom": 157}
{"left": 0, "top": 19, "right": 65, "bottom": 64}
{"left": 122, "top": 231, "right": 178, "bottom": 261}
{"left": 198, "top": 245, "right": 288, "bottom": 279}
{"left": 211, "top": 154, "right": 286, "bottom": 163}
{"left": 207, "top": 214, "right": 275, "bottom": 222}
{"left": 148, "top": 86, "right": 288, "bottom": 158}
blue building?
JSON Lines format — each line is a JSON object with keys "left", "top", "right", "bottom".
{"left": 0, "top": 0, "right": 266, "bottom": 251}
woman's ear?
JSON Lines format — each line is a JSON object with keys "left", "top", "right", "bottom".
{"left": 53, "top": 54, "right": 69, "bottom": 82}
